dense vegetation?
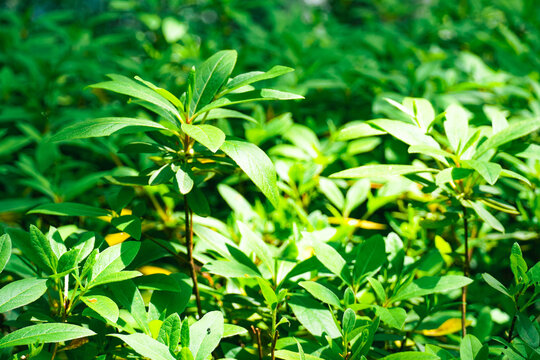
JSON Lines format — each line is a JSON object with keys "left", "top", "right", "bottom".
{"left": 0, "top": 1, "right": 539, "bottom": 359}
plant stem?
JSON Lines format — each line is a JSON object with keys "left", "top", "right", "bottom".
{"left": 184, "top": 195, "right": 202, "bottom": 318}
{"left": 252, "top": 326, "right": 263, "bottom": 360}
{"left": 461, "top": 205, "right": 469, "bottom": 337}
{"left": 270, "top": 305, "right": 279, "bottom": 360}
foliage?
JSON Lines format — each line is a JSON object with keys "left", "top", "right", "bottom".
{"left": 1, "top": 1, "right": 539, "bottom": 360}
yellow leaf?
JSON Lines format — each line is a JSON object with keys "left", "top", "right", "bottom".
{"left": 138, "top": 265, "right": 172, "bottom": 275}
{"left": 105, "top": 232, "right": 130, "bottom": 246}
{"left": 328, "top": 217, "right": 386, "bottom": 230}
{"left": 98, "top": 215, "right": 112, "bottom": 223}
{"left": 421, "top": 318, "right": 472, "bottom": 336}
{"left": 435, "top": 235, "right": 453, "bottom": 266}
{"left": 394, "top": 339, "right": 415, "bottom": 348}
{"left": 149, "top": 319, "right": 163, "bottom": 339}
{"left": 120, "top": 208, "right": 132, "bottom": 216}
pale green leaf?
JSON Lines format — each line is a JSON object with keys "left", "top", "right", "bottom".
{"left": 0, "top": 323, "right": 95, "bottom": 348}
{"left": 182, "top": 124, "right": 225, "bottom": 153}
{"left": 0, "top": 278, "right": 48, "bottom": 313}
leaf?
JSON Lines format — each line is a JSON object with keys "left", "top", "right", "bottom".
{"left": 380, "top": 352, "right": 439, "bottom": 360}
{"left": 0, "top": 278, "right": 48, "bottom": 313}
{"left": 319, "top": 177, "right": 344, "bottom": 210}
{"left": 51, "top": 117, "right": 168, "bottom": 142}
{"left": 148, "top": 164, "right": 174, "bottom": 185}
{"left": 510, "top": 242, "right": 528, "bottom": 284}
{"left": 28, "top": 202, "right": 110, "bottom": 217}
{"left": 474, "top": 118, "right": 540, "bottom": 159}
{"left": 90, "top": 270, "right": 142, "bottom": 287}
{"left": 462, "top": 160, "right": 502, "bottom": 185}
{"left": 111, "top": 215, "right": 141, "bottom": 240}
{"left": 342, "top": 308, "right": 356, "bottom": 334}
{"left": 288, "top": 295, "right": 341, "bottom": 338}
{"left": 111, "top": 333, "right": 176, "bottom": 360}
{"left": 0, "top": 323, "right": 95, "bottom": 348}
{"left": 367, "top": 277, "right": 386, "bottom": 302}
{"left": 354, "top": 235, "right": 386, "bottom": 284}
{"left": 111, "top": 280, "right": 149, "bottom": 333}
{"left": 190, "top": 50, "right": 237, "bottom": 116}
{"left": 189, "top": 311, "right": 224, "bottom": 360}
{"left": 0, "top": 234, "right": 11, "bottom": 274}
{"left": 89, "top": 241, "right": 140, "bottom": 285}
{"left": 408, "top": 145, "right": 455, "bottom": 160}
{"left": 373, "top": 306, "right": 407, "bottom": 330}
{"left": 299, "top": 281, "right": 341, "bottom": 309}
{"left": 203, "top": 260, "right": 261, "bottom": 278}
{"left": 82, "top": 295, "right": 119, "bottom": 323}
{"left": 330, "top": 164, "right": 437, "bottom": 179}
{"left": 29, "top": 225, "right": 57, "bottom": 274}
{"left": 422, "top": 318, "right": 471, "bottom": 336}
{"left": 221, "top": 65, "right": 294, "bottom": 95}
{"left": 311, "top": 241, "right": 351, "bottom": 285}
{"left": 275, "top": 350, "right": 324, "bottom": 360}
{"left": 178, "top": 348, "right": 195, "bottom": 360}
{"left": 336, "top": 121, "right": 385, "bottom": 141}
{"left": 344, "top": 179, "right": 370, "bottom": 216}
{"left": 175, "top": 166, "right": 194, "bottom": 194}
{"left": 223, "top": 324, "right": 248, "bottom": 338}
{"left": 444, "top": 103, "right": 469, "bottom": 153}
{"left": 482, "top": 273, "right": 511, "bottom": 298}
{"left": 469, "top": 201, "right": 504, "bottom": 233}
{"left": 135, "top": 76, "right": 184, "bottom": 111}
{"left": 460, "top": 334, "right": 486, "bottom": 360}
{"left": 392, "top": 275, "right": 473, "bottom": 302}
{"left": 369, "top": 119, "right": 439, "bottom": 147}
{"left": 221, "top": 140, "right": 279, "bottom": 207}
{"left": 182, "top": 124, "right": 225, "bottom": 153}
{"left": 260, "top": 88, "right": 304, "bottom": 100}
{"left": 404, "top": 97, "right": 435, "bottom": 131}
{"left": 237, "top": 221, "right": 274, "bottom": 276}
{"left": 157, "top": 313, "right": 182, "bottom": 352}
{"left": 257, "top": 277, "right": 278, "bottom": 307}
{"left": 516, "top": 313, "right": 540, "bottom": 349}
{"left": 91, "top": 74, "right": 181, "bottom": 123}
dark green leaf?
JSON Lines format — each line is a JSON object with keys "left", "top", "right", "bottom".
{"left": 392, "top": 275, "right": 473, "bottom": 302}
{"left": 28, "top": 202, "right": 111, "bottom": 217}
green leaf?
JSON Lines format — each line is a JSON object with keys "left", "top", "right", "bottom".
{"left": 237, "top": 221, "right": 274, "bottom": 276}
{"left": 373, "top": 306, "right": 407, "bottom": 330}
{"left": 336, "top": 121, "right": 385, "bottom": 141}
{"left": 189, "top": 311, "right": 224, "bottom": 360}
{"left": 178, "top": 347, "right": 195, "bottom": 360}
{"left": 288, "top": 295, "right": 341, "bottom": 338}
{"left": 319, "top": 178, "right": 344, "bottom": 210}
{"left": 260, "top": 88, "right": 304, "bottom": 100}
{"left": 223, "top": 324, "right": 248, "bottom": 338}
{"left": 380, "top": 352, "right": 439, "bottom": 360}
{"left": 0, "top": 278, "right": 48, "bottom": 313}
{"left": 516, "top": 313, "right": 540, "bottom": 349}
{"left": 90, "top": 270, "right": 142, "bottom": 287}
{"left": 190, "top": 50, "right": 237, "bottom": 116}
{"left": 444, "top": 103, "right": 469, "bottom": 153}
{"left": 344, "top": 179, "right": 370, "bottom": 216}
{"left": 0, "top": 234, "right": 12, "bottom": 274}
{"left": 111, "top": 333, "right": 176, "bottom": 360}
{"left": 28, "top": 202, "right": 111, "bottom": 217}
{"left": 462, "top": 160, "right": 502, "bottom": 185}
{"left": 367, "top": 277, "right": 386, "bottom": 303}
{"left": 408, "top": 145, "right": 455, "bottom": 160}
{"left": 460, "top": 334, "right": 486, "bottom": 360}
{"left": 330, "top": 164, "right": 437, "bottom": 179}
{"left": 157, "top": 313, "right": 182, "bottom": 352}
{"left": 469, "top": 201, "right": 504, "bottom": 233}
{"left": 135, "top": 76, "right": 184, "bottom": 111}
{"left": 182, "top": 124, "right": 225, "bottom": 153}
{"left": 56, "top": 249, "right": 80, "bottom": 275}
{"left": 51, "top": 117, "right": 168, "bottom": 142}
{"left": 0, "top": 323, "right": 95, "bottom": 348}
{"left": 220, "top": 65, "right": 294, "bottom": 96}
{"left": 392, "top": 275, "right": 473, "bottom": 302}
{"left": 369, "top": 119, "right": 439, "bottom": 147}
{"left": 403, "top": 97, "right": 435, "bottom": 131}
{"left": 474, "top": 118, "right": 540, "bottom": 159}
{"left": 148, "top": 164, "right": 174, "bottom": 185}
{"left": 111, "top": 215, "right": 142, "bottom": 240}
{"left": 299, "top": 281, "right": 342, "bottom": 309}
{"left": 111, "top": 280, "right": 149, "bottom": 333}
{"left": 204, "top": 260, "right": 261, "bottom": 278}
{"left": 29, "top": 225, "right": 57, "bottom": 274}
{"left": 89, "top": 242, "right": 140, "bottom": 285}
{"left": 354, "top": 235, "right": 386, "bottom": 284}
{"left": 257, "top": 277, "right": 278, "bottom": 307}
{"left": 499, "top": 169, "right": 532, "bottom": 187}
{"left": 510, "top": 242, "right": 528, "bottom": 284}
{"left": 90, "top": 74, "right": 181, "bottom": 123}
{"left": 175, "top": 165, "right": 194, "bottom": 194}
{"left": 311, "top": 241, "right": 351, "bottom": 285}
{"left": 342, "top": 308, "right": 356, "bottom": 335}
{"left": 482, "top": 273, "right": 511, "bottom": 298}
{"left": 82, "top": 295, "right": 119, "bottom": 323}
{"left": 275, "top": 350, "right": 323, "bottom": 360}
{"left": 221, "top": 140, "right": 279, "bottom": 207}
